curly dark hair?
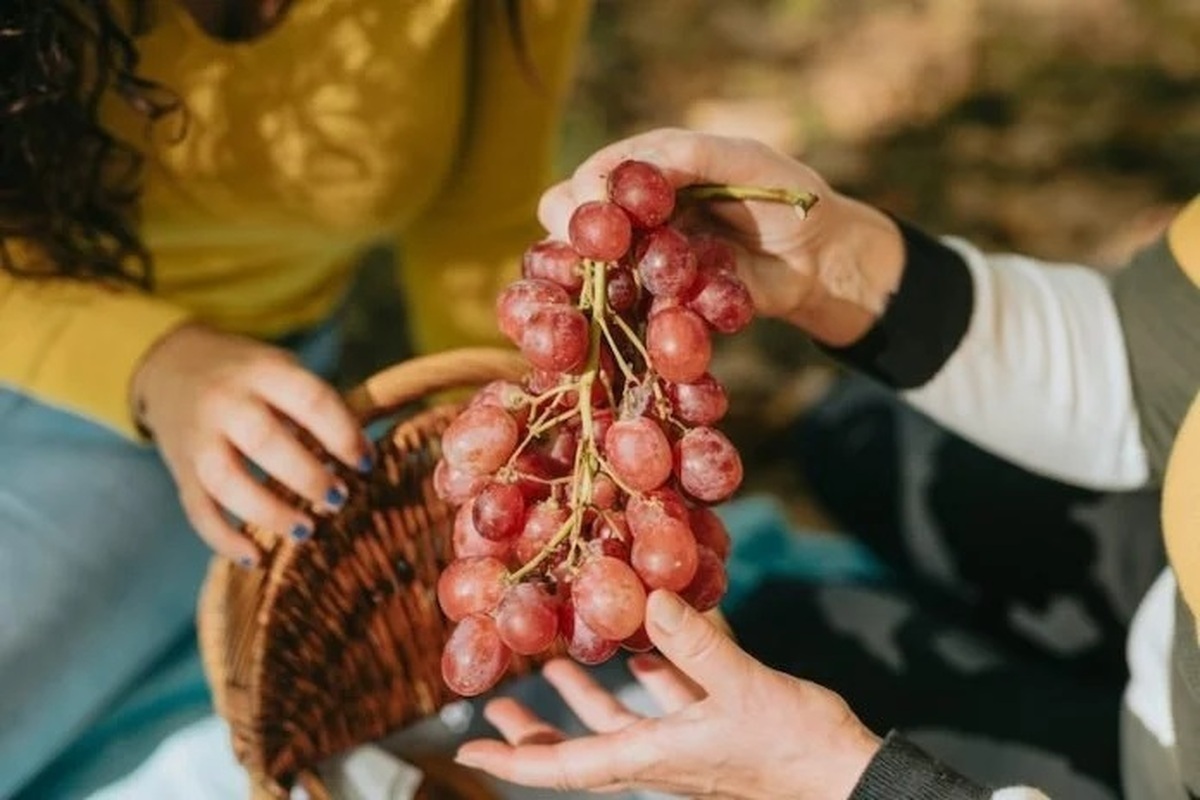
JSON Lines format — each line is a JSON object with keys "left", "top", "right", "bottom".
{"left": 0, "top": 0, "right": 182, "bottom": 289}
{"left": 0, "top": 0, "right": 531, "bottom": 292}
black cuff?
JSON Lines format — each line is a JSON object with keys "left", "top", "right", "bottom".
{"left": 848, "top": 731, "right": 991, "bottom": 800}
{"left": 820, "top": 217, "right": 974, "bottom": 390}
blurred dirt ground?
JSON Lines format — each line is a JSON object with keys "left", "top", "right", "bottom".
{"left": 344, "top": 0, "right": 1200, "bottom": 530}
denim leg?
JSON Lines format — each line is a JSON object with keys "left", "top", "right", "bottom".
{"left": 0, "top": 320, "right": 342, "bottom": 798}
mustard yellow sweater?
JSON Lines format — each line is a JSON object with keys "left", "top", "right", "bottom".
{"left": 0, "top": 0, "right": 590, "bottom": 439}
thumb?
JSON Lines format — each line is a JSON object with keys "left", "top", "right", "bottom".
{"left": 644, "top": 590, "right": 754, "bottom": 694}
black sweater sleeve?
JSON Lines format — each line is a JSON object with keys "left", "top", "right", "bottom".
{"left": 820, "top": 218, "right": 974, "bottom": 390}
{"left": 848, "top": 731, "right": 992, "bottom": 800}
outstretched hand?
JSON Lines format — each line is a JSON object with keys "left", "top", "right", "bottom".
{"left": 455, "top": 590, "right": 881, "bottom": 800}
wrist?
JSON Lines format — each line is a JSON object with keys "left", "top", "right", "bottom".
{"left": 129, "top": 321, "right": 203, "bottom": 437}
{"left": 825, "top": 724, "right": 884, "bottom": 800}
{"left": 785, "top": 194, "right": 904, "bottom": 347}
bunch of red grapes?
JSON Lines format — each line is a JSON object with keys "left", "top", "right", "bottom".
{"left": 433, "top": 160, "right": 754, "bottom": 697}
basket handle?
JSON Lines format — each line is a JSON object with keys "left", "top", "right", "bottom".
{"left": 343, "top": 347, "right": 529, "bottom": 424}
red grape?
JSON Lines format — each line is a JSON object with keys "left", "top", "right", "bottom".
{"left": 646, "top": 307, "right": 712, "bottom": 383}
{"left": 523, "top": 241, "right": 584, "bottom": 294}
{"left": 511, "top": 450, "right": 560, "bottom": 503}
{"left": 689, "top": 233, "right": 737, "bottom": 274}
{"left": 585, "top": 535, "right": 631, "bottom": 562}
{"left": 603, "top": 417, "right": 673, "bottom": 492}
{"left": 606, "top": 267, "right": 639, "bottom": 312}
{"left": 434, "top": 459, "right": 488, "bottom": 506}
{"left": 591, "top": 472, "right": 619, "bottom": 509}
{"left": 495, "top": 583, "right": 559, "bottom": 655}
{"left": 631, "top": 516, "right": 699, "bottom": 591}
{"left": 608, "top": 160, "right": 675, "bottom": 229}
{"left": 626, "top": 488, "right": 689, "bottom": 533}
{"left": 569, "top": 201, "right": 633, "bottom": 262}
{"left": 594, "top": 511, "right": 631, "bottom": 546}
{"left": 472, "top": 481, "right": 526, "bottom": 541}
{"left": 572, "top": 555, "right": 646, "bottom": 640}
{"left": 559, "top": 601, "right": 620, "bottom": 665}
{"left": 469, "top": 380, "right": 530, "bottom": 427}
{"left": 442, "top": 614, "right": 511, "bottom": 697}
{"left": 437, "top": 556, "right": 508, "bottom": 621}
{"left": 515, "top": 501, "right": 569, "bottom": 564}
{"left": 441, "top": 405, "right": 519, "bottom": 475}
{"left": 520, "top": 306, "right": 590, "bottom": 373}
{"left": 676, "top": 427, "right": 743, "bottom": 502}
{"left": 622, "top": 624, "right": 655, "bottom": 653}
{"left": 635, "top": 227, "right": 697, "bottom": 298}
{"left": 667, "top": 374, "right": 729, "bottom": 426}
{"left": 689, "top": 271, "right": 755, "bottom": 334}
{"left": 546, "top": 426, "right": 579, "bottom": 473}
{"left": 525, "top": 369, "right": 561, "bottom": 395}
{"left": 496, "top": 279, "right": 570, "bottom": 343}
{"left": 689, "top": 506, "right": 732, "bottom": 562}
{"left": 681, "top": 546, "right": 728, "bottom": 612}
{"left": 453, "top": 500, "right": 513, "bottom": 560}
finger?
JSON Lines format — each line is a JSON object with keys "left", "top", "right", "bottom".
{"left": 177, "top": 483, "right": 259, "bottom": 565}
{"left": 224, "top": 403, "right": 348, "bottom": 513}
{"left": 644, "top": 590, "right": 758, "bottom": 696}
{"left": 541, "top": 659, "right": 640, "bottom": 733}
{"left": 250, "top": 358, "right": 371, "bottom": 472}
{"left": 455, "top": 723, "right": 660, "bottom": 792}
{"left": 537, "top": 180, "right": 580, "bottom": 242}
{"left": 482, "top": 698, "right": 566, "bottom": 746}
{"left": 628, "top": 654, "right": 705, "bottom": 713}
{"left": 194, "top": 442, "right": 314, "bottom": 541}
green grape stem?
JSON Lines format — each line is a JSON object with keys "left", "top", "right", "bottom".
{"left": 507, "top": 259, "right": 608, "bottom": 583}
{"left": 679, "top": 183, "right": 819, "bottom": 216}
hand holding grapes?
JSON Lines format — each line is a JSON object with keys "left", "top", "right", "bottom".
{"left": 538, "top": 127, "right": 908, "bottom": 348}
{"left": 454, "top": 589, "right": 882, "bottom": 800}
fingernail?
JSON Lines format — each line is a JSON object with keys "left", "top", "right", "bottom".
{"left": 454, "top": 750, "right": 480, "bottom": 768}
{"left": 326, "top": 485, "right": 346, "bottom": 510}
{"left": 290, "top": 522, "right": 312, "bottom": 541}
{"left": 237, "top": 555, "right": 256, "bottom": 569}
{"left": 650, "top": 590, "right": 687, "bottom": 633}
{"left": 357, "top": 453, "right": 374, "bottom": 473}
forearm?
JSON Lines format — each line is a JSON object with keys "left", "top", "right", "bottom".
{"left": 804, "top": 199, "right": 1151, "bottom": 491}
{"left": 0, "top": 257, "right": 191, "bottom": 439}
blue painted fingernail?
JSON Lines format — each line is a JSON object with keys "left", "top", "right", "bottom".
{"left": 237, "top": 556, "right": 255, "bottom": 569}
{"left": 358, "top": 454, "right": 373, "bottom": 473}
{"left": 326, "top": 486, "right": 346, "bottom": 509}
{"left": 290, "top": 522, "right": 312, "bottom": 541}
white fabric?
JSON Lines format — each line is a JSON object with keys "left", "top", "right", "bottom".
{"left": 991, "top": 789, "right": 1052, "bottom": 800}
{"left": 1123, "top": 567, "right": 1178, "bottom": 747}
{"left": 902, "top": 237, "right": 1149, "bottom": 492}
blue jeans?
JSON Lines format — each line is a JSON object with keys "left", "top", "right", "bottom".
{"left": 0, "top": 320, "right": 343, "bottom": 798}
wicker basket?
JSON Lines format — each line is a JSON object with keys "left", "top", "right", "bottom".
{"left": 196, "top": 347, "right": 542, "bottom": 800}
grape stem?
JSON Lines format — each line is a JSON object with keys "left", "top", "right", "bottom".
{"left": 508, "top": 258, "right": 609, "bottom": 582}
{"left": 596, "top": 315, "right": 637, "bottom": 382}
{"left": 679, "top": 183, "right": 820, "bottom": 216}
{"left": 593, "top": 453, "right": 641, "bottom": 498}
{"left": 607, "top": 311, "right": 651, "bottom": 365}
